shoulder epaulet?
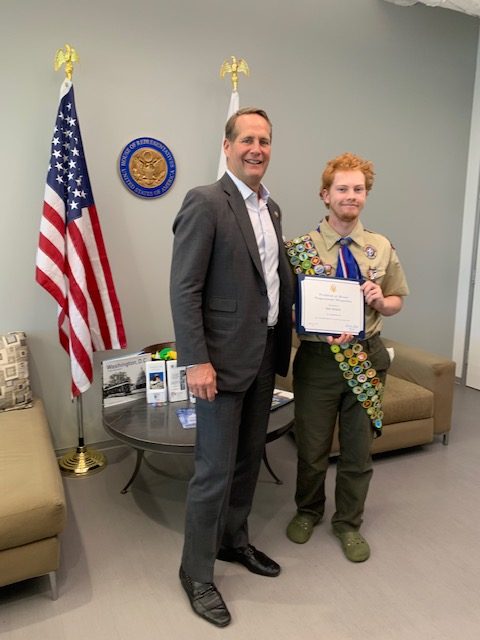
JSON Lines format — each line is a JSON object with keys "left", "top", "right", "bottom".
{"left": 364, "top": 227, "right": 395, "bottom": 250}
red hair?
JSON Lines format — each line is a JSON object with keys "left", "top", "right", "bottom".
{"left": 320, "top": 152, "right": 375, "bottom": 193}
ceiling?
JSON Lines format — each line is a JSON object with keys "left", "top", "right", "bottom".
{"left": 384, "top": 0, "right": 480, "bottom": 18}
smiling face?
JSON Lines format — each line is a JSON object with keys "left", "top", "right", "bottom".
{"left": 321, "top": 170, "right": 367, "bottom": 228}
{"left": 223, "top": 113, "right": 272, "bottom": 192}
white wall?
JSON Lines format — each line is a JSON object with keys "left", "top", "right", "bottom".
{"left": 453, "top": 30, "right": 480, "bottom": 379}
{"left": 0, "top": 0, "right": 477, "bottom": 448}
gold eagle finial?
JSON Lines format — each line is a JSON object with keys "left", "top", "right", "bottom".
{"left": 219, "top": 56, "right": 249, "bottom": 92}
{"left": 54, "top": 44, "right": 79, "bottom": 80}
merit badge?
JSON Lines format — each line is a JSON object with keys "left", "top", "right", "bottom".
{"left": 284, "top": 234, "right": 321, "bottom": 276}
{"left": 119, "top": 137, "right": 176, "bottom": 199}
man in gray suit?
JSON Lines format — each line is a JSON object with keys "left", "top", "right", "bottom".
{"left": 170, "top": 107, "right": 293, "bottom": 627}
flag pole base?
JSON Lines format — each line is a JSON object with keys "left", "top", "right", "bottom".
{"left": 58, "top": 446, "right": 107, "bottom": 477}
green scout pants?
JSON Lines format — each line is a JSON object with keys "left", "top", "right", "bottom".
{"left": 292, "top": 334, "right": 391, "bottom": 533}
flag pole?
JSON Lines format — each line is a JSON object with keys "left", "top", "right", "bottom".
{"left": 217, "top": 56, "right": 249, "bottom": 179}
{"left": 51, "top": 45, "right": 107, "bottom": 477}
{"left": 58, "top": 394, "right": 107, "bottom": 476}
{"left": 219, "top": 55, "right": 249, "bottom": 93}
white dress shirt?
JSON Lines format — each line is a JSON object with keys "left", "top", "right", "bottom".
{"left": 227, "top": 170, "right": 280, "bottom": 326}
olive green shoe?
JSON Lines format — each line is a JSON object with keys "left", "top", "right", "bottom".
{"left": 335, "top": 531, "right": 370, "bottom": 562}
{"left": 286, "top": 513, "right": 319, "bottom": 544}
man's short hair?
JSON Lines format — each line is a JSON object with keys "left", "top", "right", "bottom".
{"left": 224, "top": 107, "right": 272, "bottom": 142}
{"left": 321, "top": 152, "right": 375, "bottom": 193}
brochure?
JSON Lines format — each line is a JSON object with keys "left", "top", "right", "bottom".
{"left": 270, "top": 388, "right": 294, "bottom": 411}
{"left": 176, "top": 407, "right": 196, "bottom": 429}
{"left": 166, "top": 360, "right": 188, "bottom": 402}
{"left": 145, "top": 360, "right": 167, "bottom": 404}
{"left": 102, "top": 352, "right": 151, "bottom": 408}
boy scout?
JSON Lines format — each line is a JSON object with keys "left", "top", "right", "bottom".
{"left": 286, "top": 152, "right": 409, "bottom": 562}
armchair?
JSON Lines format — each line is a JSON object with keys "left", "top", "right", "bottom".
{"left": 276, "top": 335, "right": 455, "bottom": 455}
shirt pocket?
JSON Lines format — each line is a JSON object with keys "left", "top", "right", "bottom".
{"left": 366, "top": 267, "right": 386, "bottom": 284}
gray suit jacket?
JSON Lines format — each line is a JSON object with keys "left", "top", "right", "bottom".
{"left": 170, "top": 173, "right": 293, "bottom": 391}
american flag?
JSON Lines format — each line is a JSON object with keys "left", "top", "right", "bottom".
{"left": 36, "top": 79, "right": 126, "bottom": 397}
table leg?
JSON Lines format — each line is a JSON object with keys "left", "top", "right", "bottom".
{"left": 121, "top": 449, "right": 145, "bottom": 494}
{"left": 262, "top": 448, "right": 282, "bottom": 485}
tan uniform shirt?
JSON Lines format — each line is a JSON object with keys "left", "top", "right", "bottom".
{"left": 299, "top": 217, "right": 409, "bottom": 341}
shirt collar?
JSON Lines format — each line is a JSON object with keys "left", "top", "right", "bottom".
{"left": 319, "top": 217, "right": 365, "bottom": 250}
{"left": 226, "top": 170, "right": 270, "bottom": 203}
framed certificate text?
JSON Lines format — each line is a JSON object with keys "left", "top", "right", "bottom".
{"left": 296, "top": 275, "right": 365, "bottom": 336}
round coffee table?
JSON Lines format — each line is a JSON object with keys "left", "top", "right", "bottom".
{"left": 103, "top": 397, "right": 294, "bottom": 493}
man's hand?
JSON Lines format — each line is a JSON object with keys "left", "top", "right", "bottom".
{"left": 186, "top": 363, "right": 217, "bottom": 402}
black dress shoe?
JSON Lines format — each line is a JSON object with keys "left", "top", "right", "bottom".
{"left": 179, "top": 566, "right": 231, "bottom": 627}
{"left": 217, "top": 544, "right": 281, "bottom": 577}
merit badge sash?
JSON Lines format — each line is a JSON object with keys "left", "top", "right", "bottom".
{"left": 284, "top": 234, "right": 333, "bottom": 276}
{"left": 285, "top": 233, "right": 383, "bottom": 435}
{"left": 330, "top": 342, "right": 384, "bottom": 435}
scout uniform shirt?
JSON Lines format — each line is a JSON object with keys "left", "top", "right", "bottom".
{"left": 296, "top": 217, "right": 409, "bottom": 342}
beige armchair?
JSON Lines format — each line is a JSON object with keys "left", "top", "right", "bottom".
{"left": 277, "top": 335, "right": 455, "bottom": 455}
{"left": 0, "top": 399, "right": 66, "bottom": 598}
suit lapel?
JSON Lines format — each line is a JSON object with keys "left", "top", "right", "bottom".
{"left": 267, "top": 201, "right": 282, "bottom": 247}
{"left": 267, "top": 200, "right": 290, "bottom": 286}
{"left": 221, "top": 174, "right": 264, "bottom": 279}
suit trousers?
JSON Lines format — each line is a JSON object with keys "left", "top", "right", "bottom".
{"left": 181, "top": 330, "right": 276, "bottom": 583}
{"left": 292, "top": 335, "right": 390, "bottom": 533}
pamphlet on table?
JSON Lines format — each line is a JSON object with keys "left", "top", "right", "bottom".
{"left": 270, "top": 388, "right": 294, "bottom": 411}
{"left": 102, "top": 353, "right": 151, "bottom": 408}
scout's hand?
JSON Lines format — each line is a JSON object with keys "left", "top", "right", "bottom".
{"left": 361, "top": 280, "right": 385, "bottom": 312}
{"left": 361, "top": 281, "right": 403, "bottom": 316}
{"left": 186, "top": 363, "right": 217, "bottom": 402}
{"left": 327, "top": 333, "right": 354, "bottom": 346}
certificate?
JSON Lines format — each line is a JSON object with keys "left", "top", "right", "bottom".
{"left": 296, "top": 275, "right": 364, "bottom": 336}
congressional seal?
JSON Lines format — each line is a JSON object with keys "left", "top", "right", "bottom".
{"left": 119, "top": 137, "right": 176, "bottom": 199}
